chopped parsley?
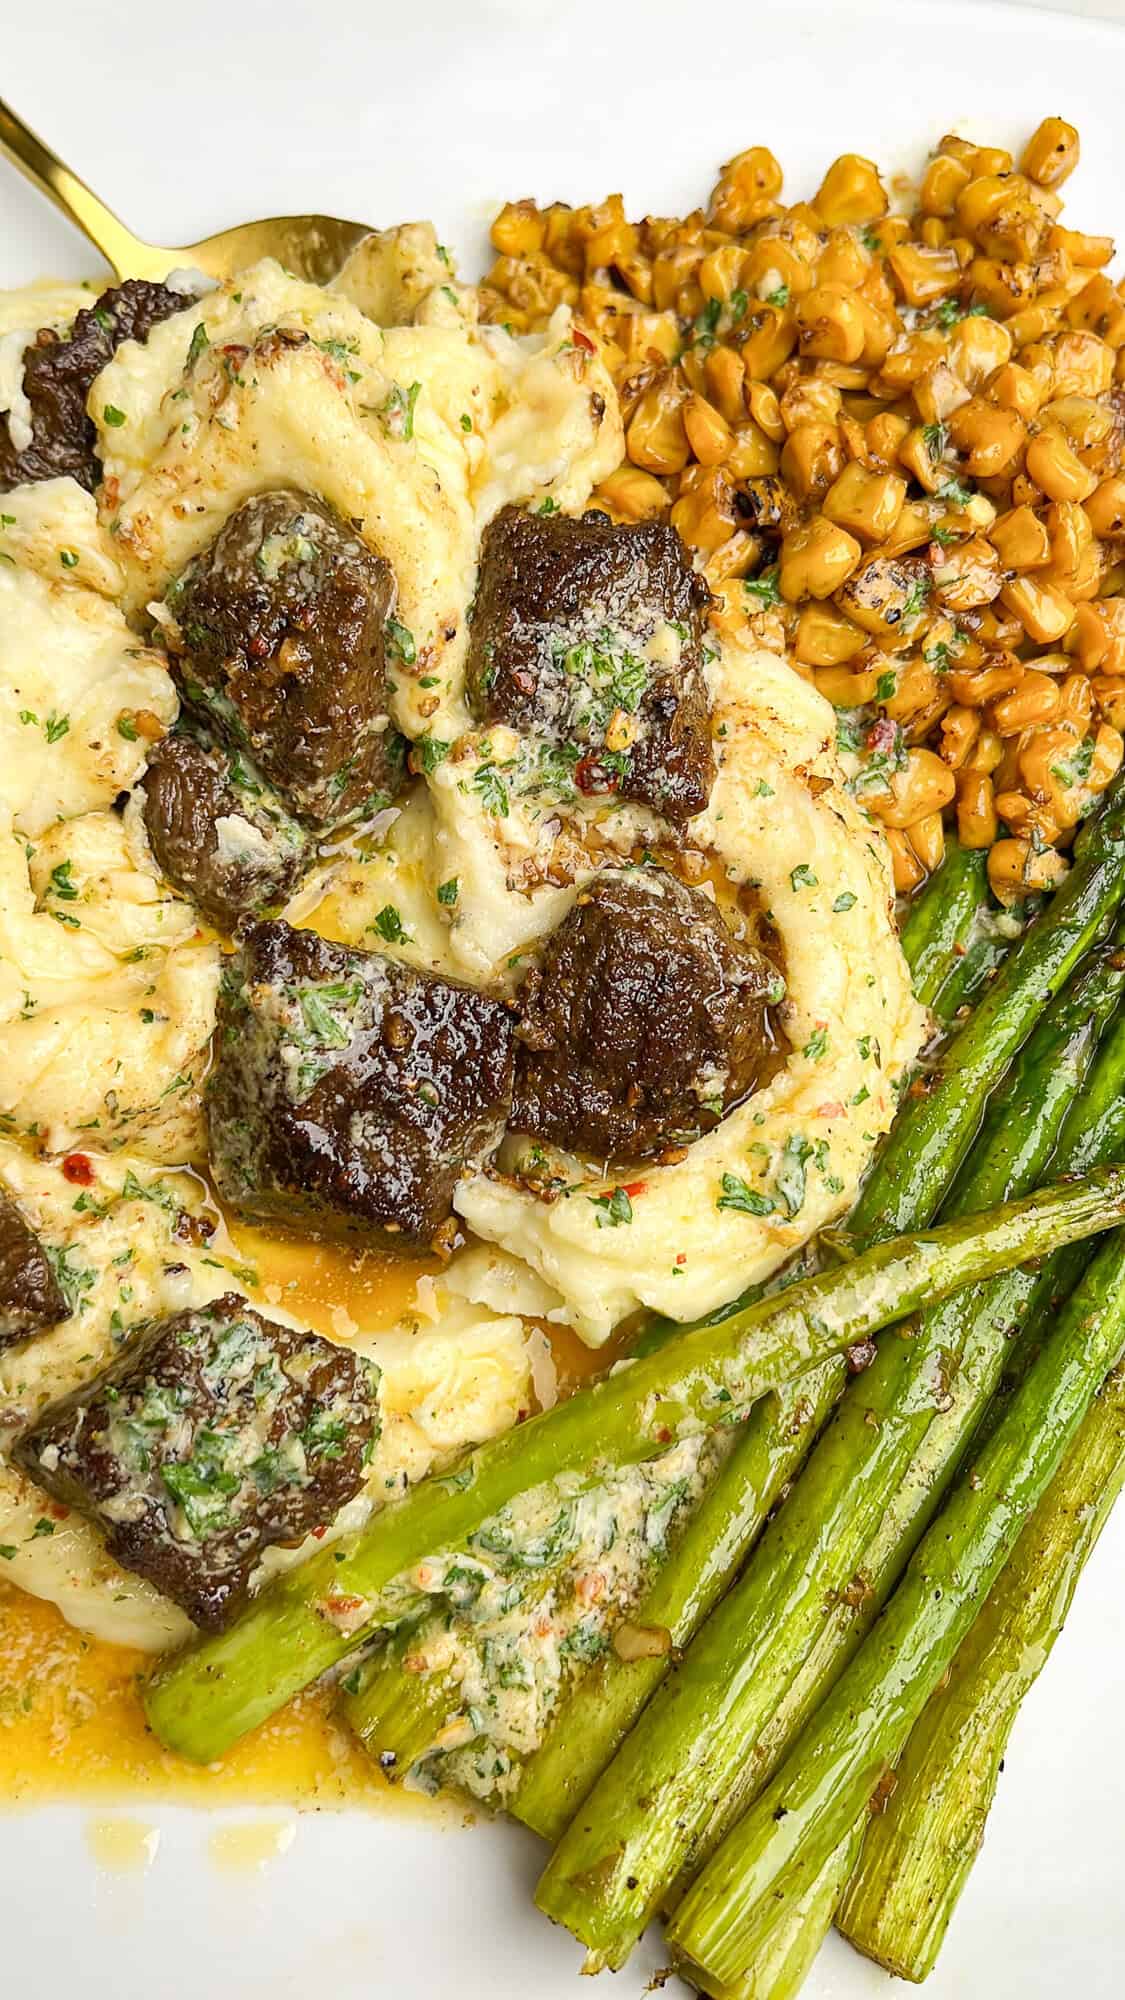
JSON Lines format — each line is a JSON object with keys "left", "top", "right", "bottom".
{"left": 472, "top": 764, "right": 510, "bottom": 817}
{"left": 48, "top": 860, "right": 78, "bottom": 901}
{"left": 716, "top": 1173, "right": 775, "bottom": 1217}
{"left": 833, "top": 891, "right": 857, "bottom": 912}
{"left": 103, "top": 404, "right": 126, "bottom": 428}
{"left": 744, "top": 566, "right": 781, "bottom": 608}
{"left": 44, "top": 713, "right": 70, "bottom": 744}
{"left": 436, "top": 877, "right": 459, "bottom": 906}
{"left": 588, "top": 1186, "right": 634, "bottom": 1228}
{"left": 371, "top": 904, "right": 409, "bottom": 945}
{"left": 386, "top": 619, "right": 417, "bottom": 666}
{"left": 790, "top": 863, "right": 818, "bottom": 891}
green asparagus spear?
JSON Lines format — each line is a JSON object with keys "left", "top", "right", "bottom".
{"left": 666, "top": 1229, "right": 1125, "bottom": 1995}
{"left": 508, "top": 1361, "right": 843, "bottom": 1841}
{"left": 899, "top": 838, "right": 989, "bottom": 1007}
{"left": 846, "top": 788, "right": 1125, "bottom": 1243}
{"left": 533, "top": 942, "right": 1125, "bottom": 1963}
{"left": 143, "top": 1170, "right": 1125, "bottom": 1764}
{"left": 343, "top": 1618, "right": 456, "bottom": 1777}
{"left": 837, "top": 1359, "right": 1125, "bottom": 1983}
{"left": 724, "top": 1824, "right": 865, "bottom": 2000}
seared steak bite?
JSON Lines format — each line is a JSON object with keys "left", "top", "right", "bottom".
{"left": 141, "top": 729, "right": 313, "bottom": 933}
{"left": 160, "top": 491, "right": 405, "bottom": 827}
{"left": 0, "top": 279, "right": 190, "bottom": 493}
{"left": 466, "top": 506, "right": 715, "bottom": 824}
{"left": 207, "top": 920, "right": 515, "bottom": 1252}
{"left": 0, "top": 1188, "right": 67, "bottom": 1351}
{"left": 511, "top": 870, "right": 783, "bottom": 1163}
{"left": 13, "top": 1294, "right": 380, "bottom": 1631}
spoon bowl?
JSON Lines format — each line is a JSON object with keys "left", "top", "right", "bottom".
{"left": 0, "top": 97, "right": 375, "bottom": 286}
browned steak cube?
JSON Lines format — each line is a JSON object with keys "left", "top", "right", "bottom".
{"left": 0, "top": 1188, "right": 67, "bottom": 1352}
{"left": 207, "top": 920, "right": 515, "bottom": 1252}
{"left": 511, "top": 870, "right": 784, "bottom": 1163}
{"left": 13, "top": 1293, "right": 380, "bottom": 1631}
{"left": 0, "top": 279, "right": 191, "bottom": 493}
{"left": 466, "top": 506, "right": 715, "bottom": 824}
{"left": 161, "top": 491, "right": 405, "bottom": 826}
{"left": 141, "top": 729, "right": 313, "bottom": 933}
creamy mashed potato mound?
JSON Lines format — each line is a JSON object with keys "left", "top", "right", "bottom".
{"left": 0, "top": 239, "right": 924, "bottom": 1649}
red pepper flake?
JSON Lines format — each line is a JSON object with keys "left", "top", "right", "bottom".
{"left": 623, "top": 1180, "right": 647, "bottom": 1199}
{"left": 571, "top": 325, "right": 596, "bottom": 353}
{"left": 311, "top": 1525, "right": 327, "bottom": 1540}
{"left": 574, "top": 754, "right": 618, "bottom": 796}
{"left": 675, "top": 1252, "right": 687, "bottom": 1266}
{"left": 817, "top": 1101, "right": 845, "bottom": 1120}
{"left": 655, "top": 1425, "right": 673, "bottom": 1444}
{"left": 62, "top": 1153, "right": 94, "bottom": 1186}
{"left": 867, "top": 717, "right": 899, "bottom": 755}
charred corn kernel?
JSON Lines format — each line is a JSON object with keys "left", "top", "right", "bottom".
{"left": 610, "top": 305, "right": 681, "bottom": 365}
{"left": 683, "top": 393, "right": 734, "bottom": 465}
{"left": 1085, "top": 477, "right": 1125, "bottom": 538}
{"left": 990, "top": 504, "right": 1051, "bottom": 570}
{"left": 747, "top": 381, "right": 784, "bottom": 441}
{"left": 887, "top": 241, "right": 963, "bottom": 307}
{"left": 794, "top": 603, "right": 868, "bottom": 666}
{"left": 956, "top": 769, "right": 999, "bottom": 848}
{"left": 1050, "top": 331, "right": 1115, "bottom": 399}
{"left": 989, "top": 837, "right": 1068, "bottom": 901}
{"left": 627, "top": 379, "right": 691, "bottom": 474}
{"left": 1044, "top": 394, "right": 1117, "bottom": 454}
{"left": 874, "top": 329, "right": 948, "bottom": 393}
{"left": 898, "top": 426, "right": 948, "bottom": 495}
{"left": 742, "top": 236, "right": 814, "bottom": 298}
{"left": 740, "top": 304, "right": 798, "bottom": 379}
{"left": 779, "top": 379, "right": 843, "bottom": 430}
{"left": 919, "top": 153, "right": 973, "bottom": 218}
{"left": 1001, "top": 573, "right": 1079, "bottom": 643}
{"left": 965, "top": 726, "right": 1005, "bottom": 774}
{"left": 795, "top": 287, "right": 867, "bottom": 364}
{"left": 1049, "top": 223, "right": 1114, "bottom": 268}
{"left": 812, "top": 153, "right": 888, "bottom": 226}
{"left": 866, "top": 411, "right": 911, "bottom": 465}
{"left": 670, "top": 470, "right": 738, "bottom": 553}
{"left": 491, "top": 199, "right": 547, "bottom": 257}
{"left": 885, "top": 501, "right": 941, "bottom": 555}
{"left": 709, "top": 146, "right": 784, "bottom": 233}
{"left": 947, "top": 313, "right": 1013, "bottom": 388}
{"left": 1067, "top": 274, "right": 1125, "bottom": 346}
{"left": 780, "top": 421, "right": 843, "bottom": 502}
{"left": 698, "top": 244, "right": 752, "bottom": 304}
{"left": 703, "top": 530, "right": 762, "bottom": 590}
{"left": 1092, "top": 676, "right": 1125, "bottom": 730}
{"left": 950, "top": 656, "right": 1026, "bottom": 707}
{"left": 1021, "top": 117, "right": 1080, "bottom": 189}
{"left": 940, "top": 705, "right": 981, "bottom": 769}
{"left": 914, "top": 361, "right": 972, "bottom": 428}
{"left": 941, "top": 138, "right": 1014, "bottom": 178}
{"left": 908, "top": 810, "right": 946, "bottom": 873}
{"left": 931, "top": 535, "right": 1005, "bottom": 613}
{"left": 593, "top": 465, "right": 670, "bottom": 522}
{"left": 882, "top": 660, "right": 945, "bottom": 729}
{"left": 703, "top": 347, "right": 748, "bottom": 429}
{"left": 1058, "top": 671, "right": 1095, "bottom": 729}
{"left": 947, "top": 400, "right": 1027, "bottom": 478}
{"left": 1025, "top": 430, "right": 1097, "bottom": 502}
{"left": 1012, "top": 469, "right": 1046, "bottom": 508}
{"left": 726, "top": 421, "right": 780, "bottom": 477}
{"left": 990, "top": 669, "right": 1063, "bottom": 733}
{"left": 1018, "top": 725, "right": 1087, "bottom": 829}
{"left": 989, "top": 361, "right": 1045, "bottom": 421}
{"left": 822, "top": 461, "right": 907, "bottom": 544}
{"left": 887, "top": 827, "right": 926, "bottom": 894}
{"left": 976, "top": 604, "right": 1028, "bottom": 649}
{"left": 814, "top": 665, "right": 880, "bottom": 705}
{"left": 1089, "top": 720, "right": 1125, "bottom": 792}
{"left": 1074, "top": 599, "right": 1125, "bottom": 673}
{"left": 1043, "top": 498, "right": 1094, "bottom": 582}
{"left": 967, "top": 257, "right": 1038, "bottom": 316}
{"left": 651, "top": 244, "right": 705, "bottom": 313}
{"left": 817, "top": 229, "right": 870, "bottom": 292}
{"left": 994, "top": 790, "right": 1062, "bottom": 845}
{"left": 867, "top": 746, "right": 956, "bottom": 827}
{"left": 919, "top": 218, "right": 949, "bottom": 250}
{"left": 779, "top": 516, "right": 862, "bottom": 600}
{"left": 957, "top": 175, "right": 1048, "bottom": 263}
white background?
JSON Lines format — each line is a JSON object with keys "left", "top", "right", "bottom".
{"left": 1, "top": 4, "right": 1124, "bottom": 1997}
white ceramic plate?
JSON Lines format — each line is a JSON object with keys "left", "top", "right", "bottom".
{"left": 2, "top": 2, "right": 1124, "bottom": 1995}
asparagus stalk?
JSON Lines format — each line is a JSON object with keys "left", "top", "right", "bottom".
{"left": 143, "top": 1170, "right": 1125, "bottom": 1763}
{"left": 899, "top": 837, "right": 989, "bottom": 1007}
{"left": 533, "top": 943, "right": 1125, "bottom": 1963}
{"left": 344, "top": 1617, "right": 459, "bottom": 1777}
{"left": 837, "top": 1358, "right": 1125, "bottom": 1982}
{"left": 723, "top": 1824, "right": 865, "bottom": 2000}
{"left": 666, "top": 1229, "right": 1125, "bottom": 1995}
{"left": 509, "top": 1360, "right": 844, "bottom": 1841}
{"left": 846, "top": 785, "right": 1125, "bottom": 1242}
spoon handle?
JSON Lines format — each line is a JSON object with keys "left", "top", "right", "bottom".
{"left": 0, "top": 97, "right": 145, "bottom": 277}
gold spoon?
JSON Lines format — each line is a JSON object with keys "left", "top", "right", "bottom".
{"left": 0, "top": 96, "right": 375, "bottom": 286}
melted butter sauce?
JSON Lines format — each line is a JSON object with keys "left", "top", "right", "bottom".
{"left": 0, "top": 1222, "right": 612, "bottom": 1810}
